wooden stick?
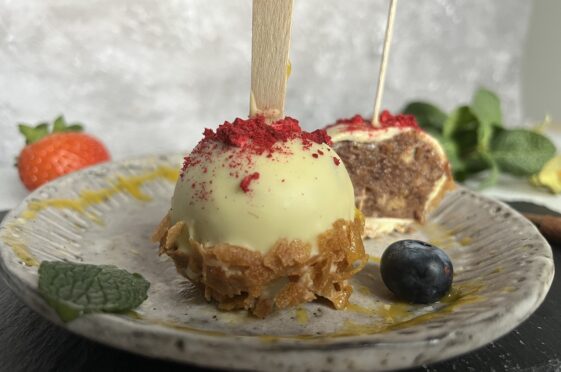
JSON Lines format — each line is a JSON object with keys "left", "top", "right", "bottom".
{"left": 524, "top": 213, "right": 561, "bottom": 245}
{"left": 249, "top": 0, "right": 293, "bottom": 122}
{"left": 372, "top": 0, "right": 398, "bottom": 127}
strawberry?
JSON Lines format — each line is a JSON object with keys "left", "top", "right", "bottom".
{"left": 17, "top": 116, "right": 110, "bottom": 191}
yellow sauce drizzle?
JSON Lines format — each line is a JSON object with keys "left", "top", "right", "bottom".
{"left": 295, "top": 307, "right": 309, "bottom": 325}
{"left": 369, "top": 256, "right": 381, "bottom": 264}
{"left": 376, "top": 302, "right": 412, "bottom": 323}
{"left": 421, "top": 222, "right": 457, "bottom": 249}
{"left": 386, "top": 287, "right": 483, "bottom": 332}
{"left": 22, "top": 166, "right": 178, "bottom": 221}
{"left": 1, "top": 224, "right": 39, "bottom": 267}
{"left": 501, "top": 286, "right": 516, "bottom": 293}
{"left": 345, "top": 303, "right": 379, "bottom": 316}
{"left": 346, "top": 302, "right": 412, "bottom": 321}
{"left": 459, "top": 236, "right": 473, "bottom": 246}
{"left": 357, "top": 285, "right": 372, "bottom": 296}
{"left": 337, "top": 283, "right": 485, "bottom": 337}
{"left": 2, "top": 166, "right": 178, "bottom": 267}
{"left": 11, "top": 243, "right": 39, "bottom": 267}
{"left": 337, "top": 319, "right": 387, "bottom": 335}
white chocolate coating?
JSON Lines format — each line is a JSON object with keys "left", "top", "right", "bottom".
{"left": 327, "top": 125, "right": 411, "bottom": 143}
{"left": 170, "top": 138, "right": 355, "bottom": 254}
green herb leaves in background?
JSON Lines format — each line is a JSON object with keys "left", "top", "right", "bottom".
{"left": 491, "top": 129, "right": 556, "bottom": 176}
{"left": 38, "top": 261, "right": 150, "bottom": 322}
{"left": 402, "top": 88, "right": 557, "bottom": 188}
{"left": 399, "top": 102, "right": 447, "bottom": 133}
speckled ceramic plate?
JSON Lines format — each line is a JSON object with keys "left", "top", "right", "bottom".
{"left": 0, "top": 154, "right": 554, "bottom": 371}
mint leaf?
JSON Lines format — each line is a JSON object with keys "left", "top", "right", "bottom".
{"left": 471, "top": 88, "right": 502, "bottom": 151}
{"left": 401, "top": 102, "right": 447, "bottom": 132}
{"left": 443, "top": 106, "right": 477, "bottom": 139}
{"left": 490, "top": 129, "right": 556, "bottom": 176}
{"left": 471, "top": 88, "right": 502, "bottom": 127}
{"left": 38, "top": 261, "right": 150, "bottom": 322}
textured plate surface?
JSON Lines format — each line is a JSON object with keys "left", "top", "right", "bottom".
{"left": 0, "top": 154, "right": 554, "bottom": 371}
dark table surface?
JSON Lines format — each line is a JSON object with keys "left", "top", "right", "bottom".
{"left": 1, "top": 203, "right": 560, "bottom": 372}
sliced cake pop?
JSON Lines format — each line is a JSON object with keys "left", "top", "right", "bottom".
{"left": 325, "top": 111, "right": 454, "bottom": 238}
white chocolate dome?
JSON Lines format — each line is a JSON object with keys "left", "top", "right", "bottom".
{"left": 170, "top": 117, "right": 355, "bottom": 254}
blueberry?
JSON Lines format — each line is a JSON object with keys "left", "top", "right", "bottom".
{"left": 380, "top": 240, "right": 453, "bottom": 304}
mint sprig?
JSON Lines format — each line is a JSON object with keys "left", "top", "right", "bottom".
{"left": 402, "top": 88, "right": 557, "bottom": 188}
{"left": 38, "top": 261, "right": 150, "bottom": 322}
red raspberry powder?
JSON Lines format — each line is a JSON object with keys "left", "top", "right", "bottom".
{"left": 326, "top": 110, "right": 420, "bottom": 132}
{"left": 240, "top": 172, "right": 260, "bottom": 193}
{"left": 180, "top": 116, "right": 335, "bottom": 200}
{"left": 202, "top": 116, "right": 332, "bottom": 155}
{"left": 182, "top": 116, "right": 332, "bottom": 175}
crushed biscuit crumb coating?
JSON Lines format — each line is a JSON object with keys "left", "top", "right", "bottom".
{"left": 152, "top": 212, "right": 367, "bottom": 318}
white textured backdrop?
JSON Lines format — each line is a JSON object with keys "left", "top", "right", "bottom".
{"left": 0, "top": 0, "right": 532, "bottom": 169}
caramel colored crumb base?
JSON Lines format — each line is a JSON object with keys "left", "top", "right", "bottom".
{"left": 153, "top": 213, "right": 367, "bottom": 318}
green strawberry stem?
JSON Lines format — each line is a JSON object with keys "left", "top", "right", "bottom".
{"left": 18, "top": 115, "right": 83, "bottom": 145}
